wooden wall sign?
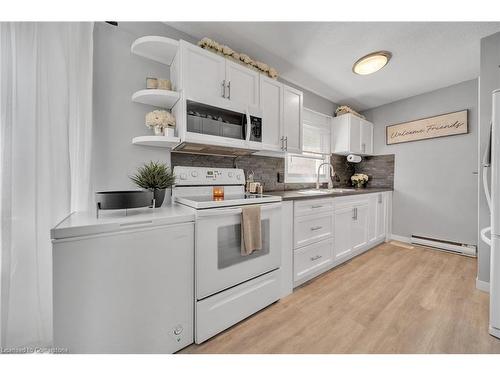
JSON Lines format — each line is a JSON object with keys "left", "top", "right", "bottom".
{"left": 386, "top": 110, "right": 468, "bottom": 145}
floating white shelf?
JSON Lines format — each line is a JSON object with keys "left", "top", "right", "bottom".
{"left": 132, "top": 89, "right": 180, "bottom": 109}
{"left": 131, "top": 36, "right": 179, "bottom": 66}
{"left": 132, "top": 135, "right": 180, "bottom": 148}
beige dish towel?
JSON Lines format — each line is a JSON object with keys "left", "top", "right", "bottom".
{"left": 241, "top": 205, "right": 262, "bottom": 256}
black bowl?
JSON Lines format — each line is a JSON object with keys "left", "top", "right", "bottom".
{"left": 95, "top": 190, "right": 152, "bottom": 210}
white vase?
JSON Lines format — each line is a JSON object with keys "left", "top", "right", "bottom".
{"left": 164, "top": 127, "right": 175, "bottom": 137}
{"left": 153, "top": 125, "right": 163, "bottom": 136}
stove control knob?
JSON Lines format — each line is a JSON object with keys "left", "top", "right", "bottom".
{"left": 191, "top": 171, "right": 198, "bottom": 177}
{"left": 180, "top": 173, "right": 187, "bottom": 180}
{"left": 236, "top": 174, "right": 241, "bottom": 180}
{"left": 228, "top": 172, "right": 234, "bottom": 178}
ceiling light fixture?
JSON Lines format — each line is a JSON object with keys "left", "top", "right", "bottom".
{"left": 353, "top": 51, "right": 392, "bottom": 75}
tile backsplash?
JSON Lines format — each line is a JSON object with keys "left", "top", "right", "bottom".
{"left": 171, "top": 152, "right": 394, "bottom": 191}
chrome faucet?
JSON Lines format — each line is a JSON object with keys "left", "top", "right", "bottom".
{"left": 316, "top": 162, "right": 335, "bottom": 190}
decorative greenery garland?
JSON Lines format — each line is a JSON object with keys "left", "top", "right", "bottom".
{"left": 198, "top": 37, "right": 278, "bottom": 79}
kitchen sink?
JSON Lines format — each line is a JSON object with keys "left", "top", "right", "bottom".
{"left": 297, "top": 188, "right": 356, "bottom": 195}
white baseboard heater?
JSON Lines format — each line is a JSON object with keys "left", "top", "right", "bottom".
{"left": 410, "top": 235, "right": 477, "bottom": 257}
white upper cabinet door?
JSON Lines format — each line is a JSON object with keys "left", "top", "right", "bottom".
{"left": 225, "top": 61, "right": 259, "bottom": 107}
{"left": 303, "top": 109, "right": 332, "bottom": 155}
{"left": 332, "top": 113, "right": 374, "bottom": 155}
{"left": 260, "top": 75, "right": 284, "bottom": 151}
{"left": 333, "top": 206, "right": 353, "bottom": 259}
{"left": 360, "top": 119, "right": 374, "bottom": 155}
{"left": 182, "top": 42, "right": 226, "bottom": 102}
{"left": 283, "top": 85, "right": 303, "bottom": 154}
{"left": 348, "top": 115, "right": 363, "bottom": 154}
{"left": 351, "top": 202, "right": 369, "bottom": 252}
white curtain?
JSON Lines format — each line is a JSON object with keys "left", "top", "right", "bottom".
{"left": 0, "top": 22, "right": 94, "bottom": 348}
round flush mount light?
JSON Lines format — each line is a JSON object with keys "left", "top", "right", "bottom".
{"left": 353, "top": 51, "right": 392, "bottom": 75}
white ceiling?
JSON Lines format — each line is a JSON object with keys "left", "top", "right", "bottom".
{"left": 167, "top": 22, "right": 500, "bottom": 111}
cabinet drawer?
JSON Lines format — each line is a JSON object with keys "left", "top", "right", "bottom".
{"left": 294, "top": 198, "right": 333, "bottom": 217}
{"left": 294, "top": 212, "right": 333, "bottom": 248}
{"left": 294, "top": 238, "right": 333, "bottom": 286}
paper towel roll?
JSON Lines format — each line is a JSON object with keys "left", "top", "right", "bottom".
{"left": 347, "top": 154, "right": 362, "bottom": 163}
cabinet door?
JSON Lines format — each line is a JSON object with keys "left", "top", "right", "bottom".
{"left": 360, "top": 120, "right": 373, "bottom": 155}
{"left": 226, "top": 60, "right": 259, "bottom": 107}
{"left": 349, "top": 115, "right": 363, "bottom": 154}
{"left": 183, "top": 43, "right": 226, "bottom": 102}
{"left": 351, "top": 202, "right": 369, "bottom": 252}
{"left": 260, "top": 75, "right": 283, "bottom": 151}
{"left": 333, "top": 206, "right": 353, "bottom": 259}
{"left": 375, "top": 193, "right": 387, "bottom": 241}
{"left": 332, "top": 115, "right": 350, "bottom": 154}
{"left": 283, "top": 85, "right": 303, "bottom": 154}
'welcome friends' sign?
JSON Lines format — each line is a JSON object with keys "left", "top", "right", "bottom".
{"left": 386, "top": 110, "right": 468, "bottom": 145}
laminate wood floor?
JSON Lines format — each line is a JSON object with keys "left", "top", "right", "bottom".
{"left": 182, "top": 242, "right": 500, "bottom": 353}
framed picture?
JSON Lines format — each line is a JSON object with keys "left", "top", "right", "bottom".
{"left": 386, "top": 110, "right": 468, "bottom": 145}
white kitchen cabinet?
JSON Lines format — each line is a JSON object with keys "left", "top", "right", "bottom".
{"left": 181, "top": 41, "right": 260, "bottom": 108}
{"left": 375, "top": 193, "right": 387, "bottom": 242}
{"left": 351, "top": 201, "right": 369, "bottom": 252}
{"left": 293, "top": 238, "right": 334, "bottom": 287}
{"left": 225, "top": 60, "right": 260, "bottom": 107}
{"left": 181, "top": 41, "right": 227, "bottom": 103}
{"left": 333, "top": 205, "right": 354, "bottom": 259}
{"left": 260, "top": 75, "right": 284, "bottom": 151}
{"left": 283, "top": 85, "right": 303, "bottom": 154}
{"left": 332, "top": 113, "right": 373, "bottom": 156}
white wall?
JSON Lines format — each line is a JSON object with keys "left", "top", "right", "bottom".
{"left": 92, "top": 22, "right": 336, "bottom": 190}
{"left": 364, "top": 79, "right": 478, "bottom": 246}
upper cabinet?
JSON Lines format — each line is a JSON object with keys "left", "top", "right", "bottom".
{"left": 259, "top": 77, "right": 303, "bottom": 154}
{"left": 282, "top": 85, "right": 303, "bottom": 154}
{"left": 181, "top": 42, "right": 227, "bottom": 102}
{"left": 332, "top": 113, "right": 373, "bottom": 155}
{"left": 180, "top": 41, "right": 259, "bottom": 107}
{"left": 225, "top": 60, "right": 260, "bottom": 107}
{"left": 260, "top": 75, "right": 283, "bottom": 151}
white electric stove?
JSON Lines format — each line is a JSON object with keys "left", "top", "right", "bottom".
{"left": 172, "top": 166, "right": 282, "bottom": 344}
{"left": 173, "top": 166, "right": 281, "bottom": 209}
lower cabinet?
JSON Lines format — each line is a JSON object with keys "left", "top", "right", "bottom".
{"left": 293, "top": 192, "right": 391, "bottom": 288}
{"left": 293, "top": 238, "right": 334, "bottom": 286}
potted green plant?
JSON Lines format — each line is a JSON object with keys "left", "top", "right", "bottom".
{"left": 130, "top": 161, "right": 176, "bottom": 207}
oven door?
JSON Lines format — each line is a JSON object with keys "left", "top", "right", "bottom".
{"left": 195, "top": 202, "right": 281, "bottom": 300}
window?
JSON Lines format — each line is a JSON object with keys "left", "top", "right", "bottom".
{"left": 285, "top": 108, "right": 333, "bottom": 183}
{"left": 285, "top": 153, "right": 330, "bottom": 183}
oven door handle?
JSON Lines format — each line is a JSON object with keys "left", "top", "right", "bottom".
{"left": 196, "top": 202, "right": 281, "bottom": 218}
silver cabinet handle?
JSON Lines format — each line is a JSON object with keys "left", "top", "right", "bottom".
{"left": 378, "top": 194, "right": 382, "bottom": 204}
{"left": 221, "top": 80, "right": 226, "bottom": 98}
{"left": 352, "top": 207, "right": 356, "bottom": 220}
{"left": 285, "top": 136, "right": 288, "bottom": 151}
{"left": 355, "top": 207, "right": 358, "bottom": 220}
{"left": 362, "top": 143, "right": 366, "bottom": 153}
{"left": 310, "top": 255, "right": 322, "bottom": 261}
{"left": 311, "top": 205, "right": 323, "bottom": 209}
{"left": 227, "top": 81, "right": 231, "bottom": 100}
{"left": 280, "top": 136, "right": 284, "bottom": 151}
{"left": 311, "top": 226, "right": 323, "bottom": 231}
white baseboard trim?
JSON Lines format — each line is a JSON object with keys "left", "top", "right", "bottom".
{"left": 476, "top": 278, "right": 490, "bottom": 293}
{"left": 390, "top": 234, "right": 411, "bottom": 243}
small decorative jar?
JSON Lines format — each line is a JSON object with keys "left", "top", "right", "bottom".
{"left": 146, "top": 77, "right": 158, "bottom": 89}
{"left": 157, "top": 78, "right": 172, "bottom": 91}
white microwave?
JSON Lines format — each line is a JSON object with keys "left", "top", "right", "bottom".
{"left": 175, "top": 99, "right": 263, "bottom": 155}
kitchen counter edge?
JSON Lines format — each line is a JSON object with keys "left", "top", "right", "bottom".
{"left": 269, "top": 188, "right": 393, "bottom": 201}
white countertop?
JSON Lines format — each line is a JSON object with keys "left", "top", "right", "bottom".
{"left": 51, "top": 204, "right": 195, "bottom": 240}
